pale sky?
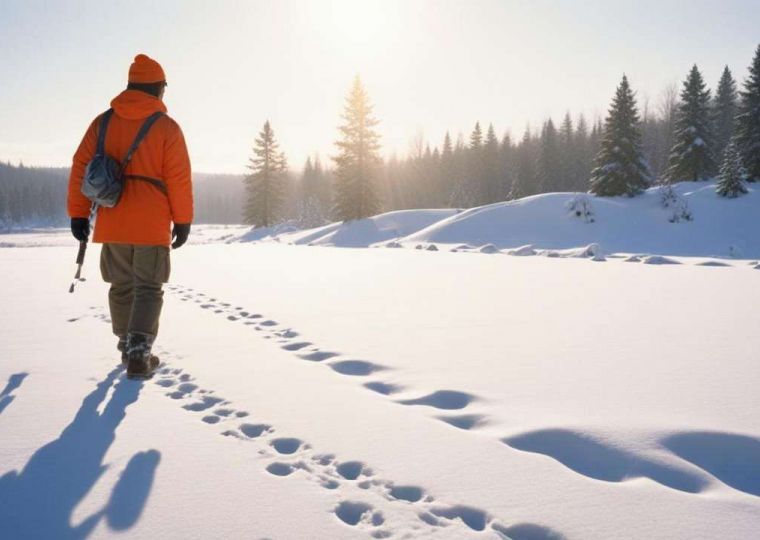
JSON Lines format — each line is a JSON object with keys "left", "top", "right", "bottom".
{"left": 1, "top": 0, "right": 758, "bottom": 173}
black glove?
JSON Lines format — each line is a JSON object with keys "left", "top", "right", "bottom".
{"left": 71, "top": 218, "right": 90, "bottom": 242}
{"left": 171, "top": 223, "right": 191, "bottom": 249}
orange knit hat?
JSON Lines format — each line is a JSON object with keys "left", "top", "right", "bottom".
{"left": 128, "top": 54, "right": 166, "bottom": 84}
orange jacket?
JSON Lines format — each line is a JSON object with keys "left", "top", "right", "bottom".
{"left": 68, "top": 90, "right": 193, "bottom": 246}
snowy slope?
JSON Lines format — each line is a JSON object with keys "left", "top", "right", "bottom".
{"left": 1, "top": 234, "right": 759, "bottom": 539}
{"left": 238, "top": 209, "right": 459, "bottom": 248}
{"left": 403, "top": 182, "right": 760, "bottom": 258}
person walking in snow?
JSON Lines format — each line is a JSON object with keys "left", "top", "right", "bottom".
{"left": 67, "top": 54, "right": 193, "bottom": 379}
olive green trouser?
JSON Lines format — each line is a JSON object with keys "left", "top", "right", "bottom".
{"left": 100, "top": 243, "right": 171, "bottom": 339}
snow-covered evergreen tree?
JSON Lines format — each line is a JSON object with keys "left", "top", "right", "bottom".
{"left": 332, "top": 76, "right": 382, "bottom": 221}
{"left": 665, "top": 65, "right": 715, "bottom": 182}
{"left": 716, "top": 140, "right": 748, "bottom": 197}
{"left": 736, "top": 44, "right": 760, "bottom": 182}
{"left": 589, "top": 75, "right": 651, "bottom": 196}
{"left": 243, "top": 120, "right": 287, "bottom": 228}
{"left": 712, "top": 66, "right": 738, "bottom": 164}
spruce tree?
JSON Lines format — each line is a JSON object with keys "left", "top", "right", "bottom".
{"left": 716, "top": 140, "right": 748, "bottom": 197}
{"left": 440, "top": 132, "right": 456, "bottom": 206}
{"left": 589, "top": 75, "right": 651, "bottom": 196}
{"left": 243, "top": 120, "right": 287, "bottom": 228}
{"left": 498, "top": 133, "right": 515, "bottom": 200}
{"left": 665, "top": 65, "right": 715, "bottom": 182}
{"left": 510, "top": 127, "right": 538, "bottom": 199}
{"left": 333, "top": 76, "right": 382, "bottom": 221}
{"left": 298, "top": 156, "right": 326, "bottom": 227}
{"left": 736, "top": 44, "right": 760, "bottom": 182}
{"left": 712, "top": 66, "right": 738, "bottom": 164}
{"left": 538, "top": 119, "right": 561, "bottom": 192}
{"left": 481, "top": 124, "right": 500, "bottom": 204}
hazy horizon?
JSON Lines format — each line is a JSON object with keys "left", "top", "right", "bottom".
{"left": 1, "top": 0, "right": 759, "bottom": 173}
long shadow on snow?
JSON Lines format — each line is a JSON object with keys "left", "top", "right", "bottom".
{"left": 0, "top": 367, "right": 161, "bottom": 538}
{"left": 0, "top": 372, "right": 28, "bottom": 416}
{"left": 503, "top": 428, "right": 707, "bottom": 494}
{"left": 661, "top": 431, "right": 760, "bottom": 497}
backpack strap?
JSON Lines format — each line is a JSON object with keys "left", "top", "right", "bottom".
{"left": 96, "top": 109, "right": 114, "bottom": 155}
{"left": 121, "top": 111, "right": 164, "bottom": 172}
{"left": 122, "top": 174, "right": 169, "bottom": 195}
{"left": 119, "top": 111, "right": 169, "bottom": 195}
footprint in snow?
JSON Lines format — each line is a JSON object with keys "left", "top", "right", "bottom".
{"left": 334, "top": 501, "right": 385, "bottom": 528}
{"left": 270, "top": 437, "right": 304, "bottom": 455}
{"left": 329, "top": 360, "right": 386, "bottom": 376}
{"left": 336, "top": 460, "right": 370, "bottom": 480}
{"left": 437, "top": 414, "right": 488, "bottom": 431}
{"left": 387, "top": 485, "right": 425, "bottom": 503}
{"left": 239, "top": 423, "right": 272, "bottom": 438}
{"left": 399, "top": 390, "right": 476, "bottom": 410}
{"left": 266, "top": 462, "right": 296, "bottom": 477}
{"left": 298, "top": 350, "right": 339, "bottom": 362}
{"left": 282, "top": 342, "right": 312, "bottom": 351}
{"left": 364, "top": 382, "right": 404, "bottom": 395}
{"left": 183, "top": 395, "right": 224, "bottom": 412}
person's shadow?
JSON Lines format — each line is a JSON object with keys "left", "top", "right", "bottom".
{"left": 0, "top": 372, "right": 28, "bottom": 415}
{"left": 0, "top": 367, "right": 161, "bottom": 539}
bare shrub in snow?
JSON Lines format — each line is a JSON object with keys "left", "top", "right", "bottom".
{"left": 660, "top": 185, "right": 693, "bottom": 223}
{"left": 566, "top": 195, "right": 595, "bottom": 223}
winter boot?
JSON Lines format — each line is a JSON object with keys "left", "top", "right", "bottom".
{"left": 126, "top": 333, "right": 160, "bottom": 380}
{"left": 117, "top": 336, "right": 128, "bottom": 365}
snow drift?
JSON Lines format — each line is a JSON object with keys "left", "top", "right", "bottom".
{"left": 403, "top": 182, "right": 760, "bottom": 258}
{"left": 235, "top": 182, "right": 759, "bottom": 259}
{"left": 237, "top": 209, "right": 459, "bottom": 248}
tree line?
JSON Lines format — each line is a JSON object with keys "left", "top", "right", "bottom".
{"left": 244, "top": 43, "right": 760, "bottom": 227}
{"left": 2, "top": 45, "right": 758, "bottom": 230}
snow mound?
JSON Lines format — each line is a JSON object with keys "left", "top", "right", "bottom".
{"left": 402, "top": 182, "right": 760, "bottom": 258}
{"left": 238, "top": 209, "right": 459, "bottom": 248}
{"left": 237, "top": 222, "right": 299, "bottom": 243}
{"left": 478, "top": 244, "right": 500, "bottom": 254}
{"left": 507, "top": 244, "right": 537, "bottom": 256}
{"left": 642, "top": 255, "right": 681, "bottom": 265}
{"left": 547, "top": 243, "right": 603, "bottom": 259}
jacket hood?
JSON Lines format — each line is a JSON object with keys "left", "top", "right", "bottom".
{"left": 110, "top": 89, "right": 167, "bottom": 120}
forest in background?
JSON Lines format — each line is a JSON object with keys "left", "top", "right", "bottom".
{"left": 2, "top": 42, "right": 758, "bottom": 230}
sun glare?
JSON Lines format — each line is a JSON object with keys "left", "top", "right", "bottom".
{"left": 312, "top": 0, "right": 399, "bottom": 58}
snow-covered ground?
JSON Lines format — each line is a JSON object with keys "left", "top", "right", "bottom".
{"left": 1, "top": 221, "right": 759, "bottom": 539}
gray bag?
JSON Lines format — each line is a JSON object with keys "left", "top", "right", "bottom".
{"left": 82, "top": 109, "right": 166, "bottom": 208}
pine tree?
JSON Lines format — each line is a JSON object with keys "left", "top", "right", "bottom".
{"left": 736, "top": 44, "right": 760, "bottom": 182}
{"left": 498, "top": 133, "right": 515, "bottom": 200}
{"left": 440, "top": 132, "right": 456, "bottom": 206}
{"left": 481, "top": 124, "right": 500, "bottom": 204}
{"left": 333, "top": 76, "right": 382, "bottom": 221}
{"left": 298, "top": 156, "right": 326, "bottom": 227}
{"left": 716, "top": 140, "right": 748, "bottom": 197}
{"left": 712, "top": 66, "right": 738, "bottom": 164}
{"left": 589, "top": 75, "right": 651, "bottom": 196}
{"left": 509, "top": 127, "right": 538, "bottom": 199}
{"left": 665, "top": 65, "right": 715, "bottom": 182}
{"left": 458, "top": 122, "right": 483, "bottom": 207}
{"left": 469, "top": 122, "right": 483, "bottom": 149}
{"left": 243, "top": 120, "right": 287, "bottom": 228}
{"left": 538, "top": 119, "right": 561, "bottom": 192}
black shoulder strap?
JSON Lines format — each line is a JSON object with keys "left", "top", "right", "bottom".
{"left": 121, "top": 111, "right": 164, "bottom": 171}
{"left": 122, "top": 174, "right": 169, "bottom": 195}
{"left": 96, "top": 109, "right": 114, "bottom": 155}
